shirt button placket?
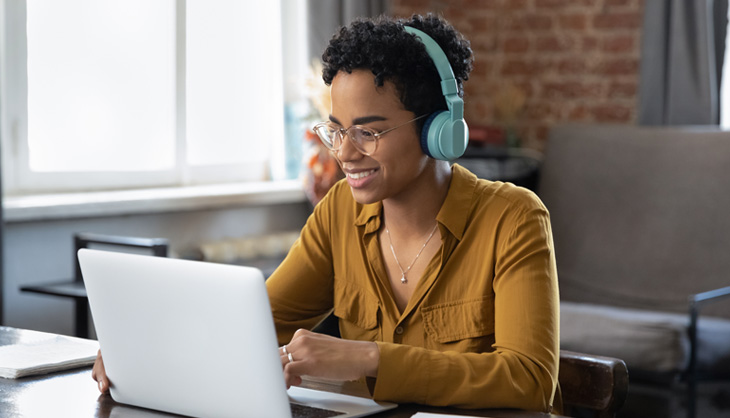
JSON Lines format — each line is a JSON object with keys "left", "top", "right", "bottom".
{"left": 394, "top": 326, "right": 404, "bottom": 342}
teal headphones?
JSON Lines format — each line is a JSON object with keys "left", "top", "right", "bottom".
{"left": 404, "top": 26, "right": 469, "bottom": 161}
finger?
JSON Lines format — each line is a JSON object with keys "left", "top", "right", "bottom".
{"left": 285, "top": 358, "right": 312, "bottom": 379}
{"left": 91, "top": 350, "right": 102, "bottom": 381}
{"left": 92, "top": 350, "right": 111, "bottom": 394}
{"left": 98, "top": 377, "right": 110, "bottom": 394}
{"left": 291, "top": 328, "right": 311, "bottom": 340}
{"left": 283, "top": 363, "right": 303, "bottom": 388}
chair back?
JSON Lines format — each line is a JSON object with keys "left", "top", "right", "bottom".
{"left": 73, "top": 233, "right": 169, "bottom": 281}
{"left": 538, "top": 124, "right": 730, "bottom": 318}
{"left": 559, "top": 350, "right": 629, "bottom": 418}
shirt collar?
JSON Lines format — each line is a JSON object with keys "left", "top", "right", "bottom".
{"left": 353, "top": 164, "right": 477, "bottom": 240}
{"left": 436, "top": 164, "right": 476, "bottom": 241}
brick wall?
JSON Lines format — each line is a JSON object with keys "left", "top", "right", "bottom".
{"left": 389, "top": 0, "right": 644, "bottom": 150}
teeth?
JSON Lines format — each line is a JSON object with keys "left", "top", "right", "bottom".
{"left": 347, "top": 169, "right": 375, "bottom": 180}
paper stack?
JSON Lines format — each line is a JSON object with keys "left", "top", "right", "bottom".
{"left": 0, "top": 329, "right": 99, "bottom": 379}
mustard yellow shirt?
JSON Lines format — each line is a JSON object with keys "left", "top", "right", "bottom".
{"left": 267, "top": 164, "right": 560, "bottom": 412}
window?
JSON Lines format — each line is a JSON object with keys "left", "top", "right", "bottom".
{"left": 1, "top": 0, "right": 289, "bottom": 194}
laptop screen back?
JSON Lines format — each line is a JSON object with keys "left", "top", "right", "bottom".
{"left": 79, "top": 248, "right": 291, "bottom": 418}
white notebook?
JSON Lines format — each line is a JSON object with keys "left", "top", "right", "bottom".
{"left": 0, "top": 327, "right": 99, "bottom": 379}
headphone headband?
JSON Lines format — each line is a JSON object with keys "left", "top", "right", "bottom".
{"left": 403, "top": 25, "right": 468, "bottom": 160}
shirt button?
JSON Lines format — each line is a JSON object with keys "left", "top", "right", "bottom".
{"left": 395, "top": 326, "right": 404, "bottom": 335}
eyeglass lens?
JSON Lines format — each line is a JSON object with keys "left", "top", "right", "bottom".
{"left": 316, "top": 124, "right": 377, "bottom": 155}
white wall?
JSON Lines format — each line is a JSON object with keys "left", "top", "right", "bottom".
{"left": 2, "top": 201, "right": 310, "bottom": 336}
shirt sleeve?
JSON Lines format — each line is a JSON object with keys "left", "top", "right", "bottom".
{"left": 266, "top": 188, "right": 338, "bottom": 345}
{"left": 371, "top": 199, "right": 560, "bottom": 412}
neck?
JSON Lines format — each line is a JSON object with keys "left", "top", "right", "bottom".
{"left": 382, "top": 160, "right": 451, "bottom": 236}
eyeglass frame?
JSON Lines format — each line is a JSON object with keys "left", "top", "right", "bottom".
{"left": 312, "top": 114, "right": 429, "bottom": 156}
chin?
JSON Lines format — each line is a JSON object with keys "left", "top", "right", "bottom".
{"left": 349, "top": 188, "right": 382, "bottom": 205}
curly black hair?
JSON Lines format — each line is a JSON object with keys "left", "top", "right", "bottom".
{"left": 321, "top": 14, "right": 473, "bottom": 132}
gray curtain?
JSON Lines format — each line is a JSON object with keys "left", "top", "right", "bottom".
{"left": 638, "top": 0, "right": 728, "bottom": 125}
{"left": 307, "top": 0, "right": 388, "bottom": 63}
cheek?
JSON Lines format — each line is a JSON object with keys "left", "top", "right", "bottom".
{"left": 380, "top": 140, "right": 429, "bottom": 177}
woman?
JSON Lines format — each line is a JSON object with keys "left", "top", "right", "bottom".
{"left": 94, "top": 14, "right": 561, "bottom": 413}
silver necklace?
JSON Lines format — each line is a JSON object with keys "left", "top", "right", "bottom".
{"left": 385, "top": 223, "right": 438, "bottom": 284}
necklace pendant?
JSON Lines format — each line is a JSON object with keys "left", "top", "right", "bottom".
{"left": 400, "top": 275, "right": 407, "bottom": 284}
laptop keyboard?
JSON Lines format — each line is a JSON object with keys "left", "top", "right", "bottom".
{"left": 290, "top": 402, "right": 347, "bottom": 418}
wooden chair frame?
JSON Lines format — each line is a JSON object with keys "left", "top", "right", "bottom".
{"left": 559, "top": 350, "right": 629, "bottom": 418}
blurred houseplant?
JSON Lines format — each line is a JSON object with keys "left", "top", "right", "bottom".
{"left": 493, "top": 83, "right": 527, "bottom": 148}
{"left": 301, "top": 61, "right": 344, "bottom": 206}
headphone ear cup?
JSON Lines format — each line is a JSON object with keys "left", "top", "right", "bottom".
{"left": 420, "top": 111, "right": 468, "bottom": 160}
{"left": 419, "top": 112, "right": 443, "bottom": 159}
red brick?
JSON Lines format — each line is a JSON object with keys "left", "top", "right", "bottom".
{"left": 535, "top": 36, "right": 576, "bottom": 52}
{"left": 466, "top": 16, "right": 499, "bottom": 33}
{"left": 503, "top": 0, "right": 529, "bottom": 9}
{"left": 535, "top": 0, "right": 570, "bottom": 8}
{"left": 559, "top": 13, "right": 588, "bottom": 30}
{"left": 608, "top": 81, "right": 638, "bottom": 98}
{"left": 526, "top": 102, "right": 557, "bottom": 121}
{"left": 505, "top": 15, "right": 554, "bottom": 31}
{"left": 470, "top": 98, "right": 495, "bottom": 120}
{"left": 590, "top": 104, "right": 632, "bottom": 122}
{"left": 459, "top": 0, "right": 504, "bottom": 8}
{"left": 501, "top": 60, "right": 533, "bottom": 76}
{"left": 391, "top": 0, "right": 432, "bottom": 8}
{"left": 503, "top": 36, "right": 531, "bottom": 53}
{"left": 594, "top": 58, "right": 639, "bottom": 75}
{"left": 500, "top": 59, "right": 553, "bottom": 76}
{"left": 601, "top": 35, "right": 635, "bottom": 53}
{"left": 471, "top": 35, "right": 499, "bottom": 53}
{"left": 503, "top": 15, "right": 528, "bottom": 31}
{"left": 470, "top": 59, "right": 493, "bottom": 79}
{"left": 593, "top": 12, "right": 642, "bottom": 30}
{"left": 526, "top": 15, "right": 554, "bottom": 31}
{"left": 513, "top": 81, "right": 535, "bottom": 98}
{"left": 567, "top": 104, "right": 589, "bottom": 120}
{"left": 532, "top": 124, "right": 551, "bottom": 143}
{"left": 541, "top": 81, "right": 603, "bottom": 99}
{"left": 558, "top": 58, "right": 589, "bottom": 74}
{"left": 443, "top": 9, "right": 469, "bottom": 22}
{"left": 581, "top": 36, "right": 600, "bottom": 51}
{"left": 468, "top": 80, "right": 503, "bottom": 98}
{"left": 606, "top": 0, "right": 632, "bottom": 6}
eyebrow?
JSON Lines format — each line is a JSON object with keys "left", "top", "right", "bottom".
{"left": 329, "top": 115, "right": 388, "bottom": 126}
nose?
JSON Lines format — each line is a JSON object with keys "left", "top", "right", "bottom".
{"left": 336, "top": 131, "right": 365, "bottom": 162}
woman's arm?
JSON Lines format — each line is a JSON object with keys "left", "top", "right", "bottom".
{"left": 266, "top": 183, "right": 342, "bottom": 344}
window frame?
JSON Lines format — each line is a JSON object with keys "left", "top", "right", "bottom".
{"left": 0, "top": 0, "right": 282, "bottom": 195}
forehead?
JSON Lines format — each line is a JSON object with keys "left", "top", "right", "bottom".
{"left": 330, "top": 69, "right": 405, "bottom": 118}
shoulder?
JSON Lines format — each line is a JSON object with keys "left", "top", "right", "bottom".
{"left": 452, "top": 164, "right": 547, "bottom": 215}
{"left": 476, "top": 179, "right": 547, "bottom": 214}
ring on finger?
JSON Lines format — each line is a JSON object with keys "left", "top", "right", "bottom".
{"left": 287, "top": 353, "right": 294, "bottom": 363}
{"left": 282, "top": 345, "right": 288, "bottom": 355}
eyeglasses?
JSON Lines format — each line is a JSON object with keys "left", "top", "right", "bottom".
{"left": 312, "top": 114, "right": 428, "bottom": 156}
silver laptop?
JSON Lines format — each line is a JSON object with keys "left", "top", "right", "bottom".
{"left": 79, "top": 248, "right": 396, "bottom": 418}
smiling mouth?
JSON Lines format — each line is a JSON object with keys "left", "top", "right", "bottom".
{"left": 346, "top": 169, "right": 376, "bottom": 180}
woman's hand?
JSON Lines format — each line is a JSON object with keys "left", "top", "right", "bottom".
{"left": 91, "top": 349, "right": 110, "bottom": 394}
{"left": 279, "top": 329, "right": 379, "bottom": 388}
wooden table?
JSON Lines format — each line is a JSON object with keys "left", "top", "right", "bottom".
{"left": 1, "top": 327, "right": 568, "bottom": 417}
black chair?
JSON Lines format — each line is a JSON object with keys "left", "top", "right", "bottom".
{"left": 21, "top": 233, "right": 168, "bottom": 338}
{"left": 559, "top": 350, "right": 629, "bottom": 418}
{"left": 455, "top": 145, "right": 543, "bottom": 192}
